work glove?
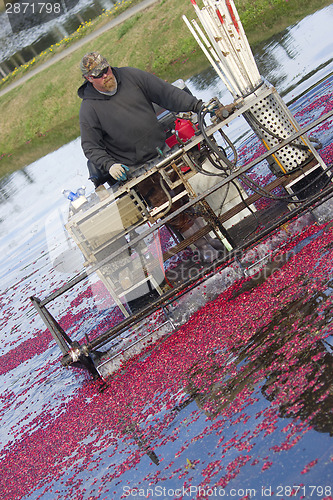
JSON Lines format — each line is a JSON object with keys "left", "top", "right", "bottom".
{"left": 109, "top": 163, "right": 129, "bottom": 181}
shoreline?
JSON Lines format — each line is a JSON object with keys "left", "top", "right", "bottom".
{"left": 0, "top": 0, "right": 332, "bottom": 179}
{"left": 0, "top": 0, "right": 159, "bottom": 98}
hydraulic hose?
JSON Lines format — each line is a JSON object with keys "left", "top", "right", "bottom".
{"left": 197, "top": 103, "right": 332, "bottom": 204}
{"left": 240, "top": 163, "right": 333, "bottom": 203}
{"left": 197, "top": 106, "right": 236, "bottom": 173}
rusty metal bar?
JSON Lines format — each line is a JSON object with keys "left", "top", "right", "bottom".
{"left": 30, "top": 296, "right": 73, "bottom": 354}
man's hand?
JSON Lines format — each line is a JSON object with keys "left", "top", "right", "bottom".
{"left": 109, "top": 163, "right": 129, "bottom": 181}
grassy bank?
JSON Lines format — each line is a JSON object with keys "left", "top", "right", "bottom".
{"left": 0, "top": 0, "right": 332, "bottom": 178}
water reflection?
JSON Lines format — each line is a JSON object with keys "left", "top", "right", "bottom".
{"left": 188, "top": 4, "right": 333, "bottom": 100}
{"left": 97, "top": 226, "right": 333, "bottom": 496}
{"left": 253, "top": 4, "right": 333, "bottom": 98}
{"left": 0, "top": 138, "right": 88, "bottom": 291}
{"left": 121, "top": 418, "right": 161, "bottom": 466}
{"left": 185, "top": 281, "right": 333, "bottom": 436}
{"left": 0, "top": 6, "right": 333, "bottom": 495}
{"left": 0, "top": 0, "right": 117, "bottom": 75}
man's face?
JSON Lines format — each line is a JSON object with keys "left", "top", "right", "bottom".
{"left": 87, "top": 66, "right": 117, "bottom": 92}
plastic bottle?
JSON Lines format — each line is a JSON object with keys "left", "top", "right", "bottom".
{"left": 62, "top": 189, "right": 78, "bottom": 202}
{"left": 76, "top": 186, "right": 86, "bottom": 197}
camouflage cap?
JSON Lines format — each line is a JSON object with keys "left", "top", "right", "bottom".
{"left": 80, "top": 52, "right": 109, "bottom": 77}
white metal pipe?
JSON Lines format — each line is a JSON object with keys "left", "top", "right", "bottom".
{"left": 217, "top": 0, "right": 260, "bottom": 86}
{"left": 190, "top": 0, "right": 261, "bottom": 94}
{"left": 191, "top": 18, "right": 220, "bottom": 64}
{"left": 206, "top": 1, "right": 254, "bottom": 90}
{"left": 189, "top": 0, "right": 204, "bottom": 21}
{"left": 217, "top": 0, "right": 260, "bottom": 84}
{"left": 189, "top": 17, "right": 235, "bottom": 94}
{"left": 182, "top": 15, "right": 233, "bottom": 92}
{"left": 200, "top": 1, "right": 251, "bottom": 93}
{"left": 186, "top": 0, "right": 263, "bottom": 94}
{"left": 192, "top": 13, "right": 240, "bottom": 94}
{"left": 199, "top": 7, "right": 246, "bottom": 94}
{"left": 223, "top": 0, "right": 261, "bottom": 83}
{"left": 205, "top": 0, "right": 255, "bottom": 90}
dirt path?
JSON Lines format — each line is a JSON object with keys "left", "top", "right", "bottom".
{"left": 0, "top": 0, "right": 159, "bottom": 97}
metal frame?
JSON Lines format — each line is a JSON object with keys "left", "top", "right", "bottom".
{"left": 30, "top": 0, "right": 333, "bottom": 378}
{"left": 30, "top": 106, "right": 333, "bottom": 377}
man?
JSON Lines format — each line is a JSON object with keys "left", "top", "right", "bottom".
{"left": 78, "top": 51, "right": 222, "bottom": 262}
{"left": 78, "top": 51, "right": 203, "bottom": 184}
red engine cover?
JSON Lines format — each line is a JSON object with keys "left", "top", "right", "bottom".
{"left": 165, "top": 118, "right": 197, "bottom": 148}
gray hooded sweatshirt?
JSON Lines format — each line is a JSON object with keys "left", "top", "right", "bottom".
{"left": 78, "top": 66, "right": 201, "bottom": 178}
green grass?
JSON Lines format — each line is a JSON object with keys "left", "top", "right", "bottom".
{"left": 0, "top": 0, "right": 332, "bottom": 179}
{"left": 117, "top": 13, "right": 143, "bottom": 39}
{"left": 237, "top": 0, "right": 333, "bottom": 44}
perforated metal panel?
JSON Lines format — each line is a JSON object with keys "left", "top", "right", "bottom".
{"left": 246, "top": 92, "right": 311, "bottom": 173}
